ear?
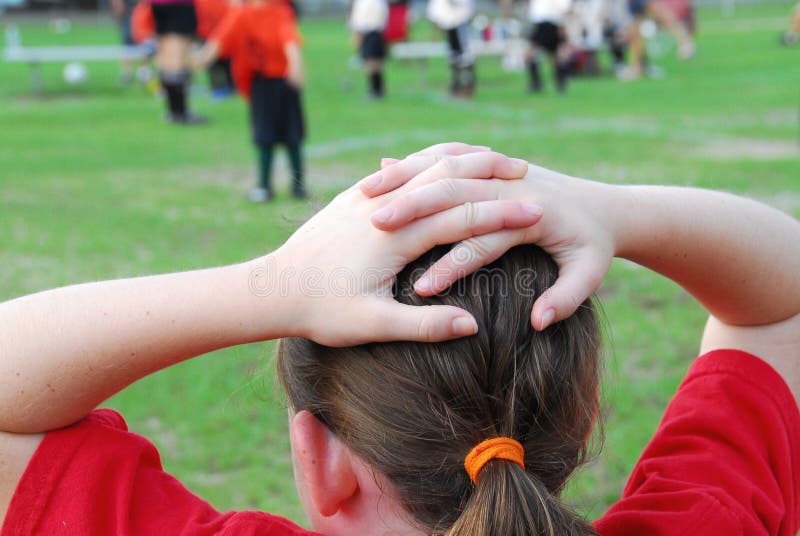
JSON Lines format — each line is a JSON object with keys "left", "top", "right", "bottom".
{"left": 290, "top": 410, "right": 359, "bottom": 518}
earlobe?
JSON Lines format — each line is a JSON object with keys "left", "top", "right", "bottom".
{"left": 290, "top": 410, "right": 359, "bottom": 518}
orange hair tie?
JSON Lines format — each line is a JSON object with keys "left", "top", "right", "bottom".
{"left": 464, "top": 437, "right": 525, "bottom": 485}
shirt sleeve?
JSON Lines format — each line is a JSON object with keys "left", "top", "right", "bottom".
{"left": 594, "top": 349, "right": 800, "bottom": 536}
{"left": 209, "top": 6, "right": 245, "bottom": 58}
{"left": 277, "top": 7, "right": 302, "bottom": 47}
{"left": 1, "top": 409, "right": 319, "bottom": 536}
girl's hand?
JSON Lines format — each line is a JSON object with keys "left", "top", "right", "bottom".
{"left": 268, "top": 151, "right": 534, "bottom": 346}
{"left": 365, "top": 159, "right": 623, "bottom": 331}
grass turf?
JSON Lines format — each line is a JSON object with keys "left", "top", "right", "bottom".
{"left": 1, "top": 2, "right": 798, "bottom": 525}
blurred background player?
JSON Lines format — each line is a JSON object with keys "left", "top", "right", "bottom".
{"left": 194, "top": 0, "right": 235, "bottom": 99}
{"left": 780, "top": 2, "right": 799, "bottom": 45}
{"left": 384, "top": 0, "right": 410, "bottom": 43}
{"left": 427, "top": 0, "right": 476, "bottom": 98}
{"left": 111, "top": 0, "right": 147, "bottom": 84}
{"left": 527, "top": 0, "right": 573, "bottom": 94}
{"left": 618, "top": 0, "right": 695, "bottom": 80}
{"left": 194, "top": 0, "right": 307, "bottom": 202}
{"left": 349, "top": 0, "right": 389, "bottom": 99}
{"left": 150, "top": 0, "right": 207, "bottom": 123}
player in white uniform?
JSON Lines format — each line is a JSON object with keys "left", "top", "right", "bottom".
{"left": 527, "top": 0, "right": 573, "bottom": 93}
{"left": 350, "top": 0, "right": 389, "bottom": 98}
{"left": 427, "top": 0, "right": 476, "bottom": 97}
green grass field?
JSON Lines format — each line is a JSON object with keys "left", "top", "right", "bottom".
{"left": 1, "top": 3, "right": 798, "bottom": 526}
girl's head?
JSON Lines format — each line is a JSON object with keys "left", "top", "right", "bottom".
{"left": 277, "top": 245, "right": 601, "bottom": 535}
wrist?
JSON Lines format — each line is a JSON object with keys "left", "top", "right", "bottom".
{"left": 605, "top": 183, "right": 643, "bottom": 260}
{"left": 237, "top": 252, "right": 304, "bottom": 341}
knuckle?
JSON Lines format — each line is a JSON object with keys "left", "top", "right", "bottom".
{"left": 440, "top": 177, "right": 459, "bottom": 201}
{"left": 416, "top": 313, "right": 438, "bottom": 341}
{"left": 441, "top": 156, "right": 460, "bottom": 176}
{"left": 469, "top": 236, "right": 492, "bottom": 259}
{"left": 463, "top": 201, "right": 480, "bottom": 232}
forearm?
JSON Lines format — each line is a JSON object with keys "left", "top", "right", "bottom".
{"left": 613, "top": 185, "right": 800, "bottom": 326}
{"left": 0, "top": 257, "right": 293, "bottom": 433}
{"left": 285, "top": 43, "right": 303, "bottom": 76}
{"left": 192, "top": 40, "right": 220, "bottom": 69}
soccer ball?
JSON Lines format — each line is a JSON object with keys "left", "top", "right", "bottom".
{"left": 63, "top": 62, "right": 88, "bottom": 85}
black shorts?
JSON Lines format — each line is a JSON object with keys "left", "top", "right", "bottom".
{"left": 360, "top": 31, "right": 387, "bottom": 61}
{"left": 530, "top": 22, "right": 563, "bottom": 55}
{"left": 151, "top": 2, "right": 197, "bottom": 37}
{"left": 250, "top": 76, "right": 306, "bottom": 147}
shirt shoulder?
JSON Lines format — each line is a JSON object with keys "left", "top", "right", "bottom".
{"left": 595, "top": 349, "right": 800, "bottom": 536}
{"left": 1, "top": 409, "right": 319, "bottom": 536}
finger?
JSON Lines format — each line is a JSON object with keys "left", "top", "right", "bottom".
{"left": 530, "top": 252, "right": 607, "bottom": 331}
{"left": 360, "top": 151, "right": 526, "bottom": 198}
{"left": 372, "top": 177, "right": 499, "bottom": 231}
{"left": 412, "top": 229, "right": 531, "bottom": 296}
{"left": 393, "top": 152, "right": 529, "bottom": 197}
{"left": 398, "top": 201, "right": 542, "bottom": 261}
{"left": 363, "top": 145, "right": 490, "bottom": 196}
{"left": 360, "top": 154, "right": 453, "bottom": 197}
{"left": 410, "top": 142, "right": 491, "bottom": 157}
{"left": 365, "top": 301, "right": 478, "bottom": 343}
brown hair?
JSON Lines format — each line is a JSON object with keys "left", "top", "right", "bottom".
{"left": 277, "top": 245, "right": 601, "bottom": 535}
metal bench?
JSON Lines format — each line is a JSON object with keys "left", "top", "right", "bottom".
{"left": 391, "top": 38, "right": 526, "bottom": 80}
{"left": 3, "top": 25, "right": 152, "bottom": 93}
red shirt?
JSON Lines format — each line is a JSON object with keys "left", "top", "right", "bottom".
{"left": 210, "top": 2, "right": 301, "bottom": 97}
{"left": 196, "top": 0, "right": 231, "bottom": 40}
{"left": 595, "top": 350, "right": 800, "bottom": 535}
{"left": 1, "top": 409, "right": 319, "bottom": 535}
{"left": 2, "top": 350, "right": 798, "bottom": 535}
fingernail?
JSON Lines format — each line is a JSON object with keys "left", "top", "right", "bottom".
{"left": 512, "top": 158, "right": 529, "bottom": 172}
{"left": 381, "top": 157, "right": 399, "bottom": 167}
{"left": 414, "top": 277, "right": 431, "bottom": 294}
{"left": 541, "top": 309, "right": 555, "bottom": 330}
{"left": 361, "top": 172, "right": 382, "bottom": 189}
{"left": 452, "top": 316, "right": 478, "bottom": 336}
{"left": 372, "top": 206, "right": 395, "bottom": 223}
{"left": 523, "top": 204, "right": 542, "bottom": 218}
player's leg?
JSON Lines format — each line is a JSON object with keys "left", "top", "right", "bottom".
{"left": 646, "top": 0, "right": 694, "bottom": 59}
{"left": 250, "top": 143, "right": 274, "bottom": 202}
{"left": 445, "top": 24, "right": 475, "bottom": 98}
{"left": 781, "top": 2, "right": 800, "bottom": 45}
{"left": 157, "top": 36, "right": 191, "bottom": 120}
{"left": 619, "top": 9, "right": 645, "bottom": 80}
{"left": 361, "top": 31, "right": 387, "bottom": 98}
{"left": 286, "top": 142, "right": 306, "bottom": 199}
{"left": 152, "top": 3, "right": 206, "bottom": 124}
{"left": 286, "top": 81, "right": 307, "bottom": 199}
{"left": 249, "top": 76, "right": 274, "bottom": 202}
{"left": 527, "top": 26, "right": 544, "bottom": 93}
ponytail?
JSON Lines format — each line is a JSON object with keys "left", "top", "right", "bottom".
{"left": 447, "top": 461, "right": 597, "bottom": 536}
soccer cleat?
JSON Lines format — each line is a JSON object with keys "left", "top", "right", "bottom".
{"left": 678, "top": 42, "right": 696, "bottom": 60}
{"left": 616, "top": 66, "right": 642, "bottom": 82}
{"left": 166, "top": 113, "right": 210, "bottom": 126}
{"left": 780, "top": 32, "right": 798, "bottom": 46}
{"left": 247, "top": 187, "right": 273, "bottom": 203}
{"left": 292, "top": 185, "right": 308, "bottom": 200}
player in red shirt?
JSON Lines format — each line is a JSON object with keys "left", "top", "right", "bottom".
{"left": 1, "top": 144, "right": 798, "bottom": 535}
{"left": 193, "top": 0, "right": 307, "bottom": 202}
